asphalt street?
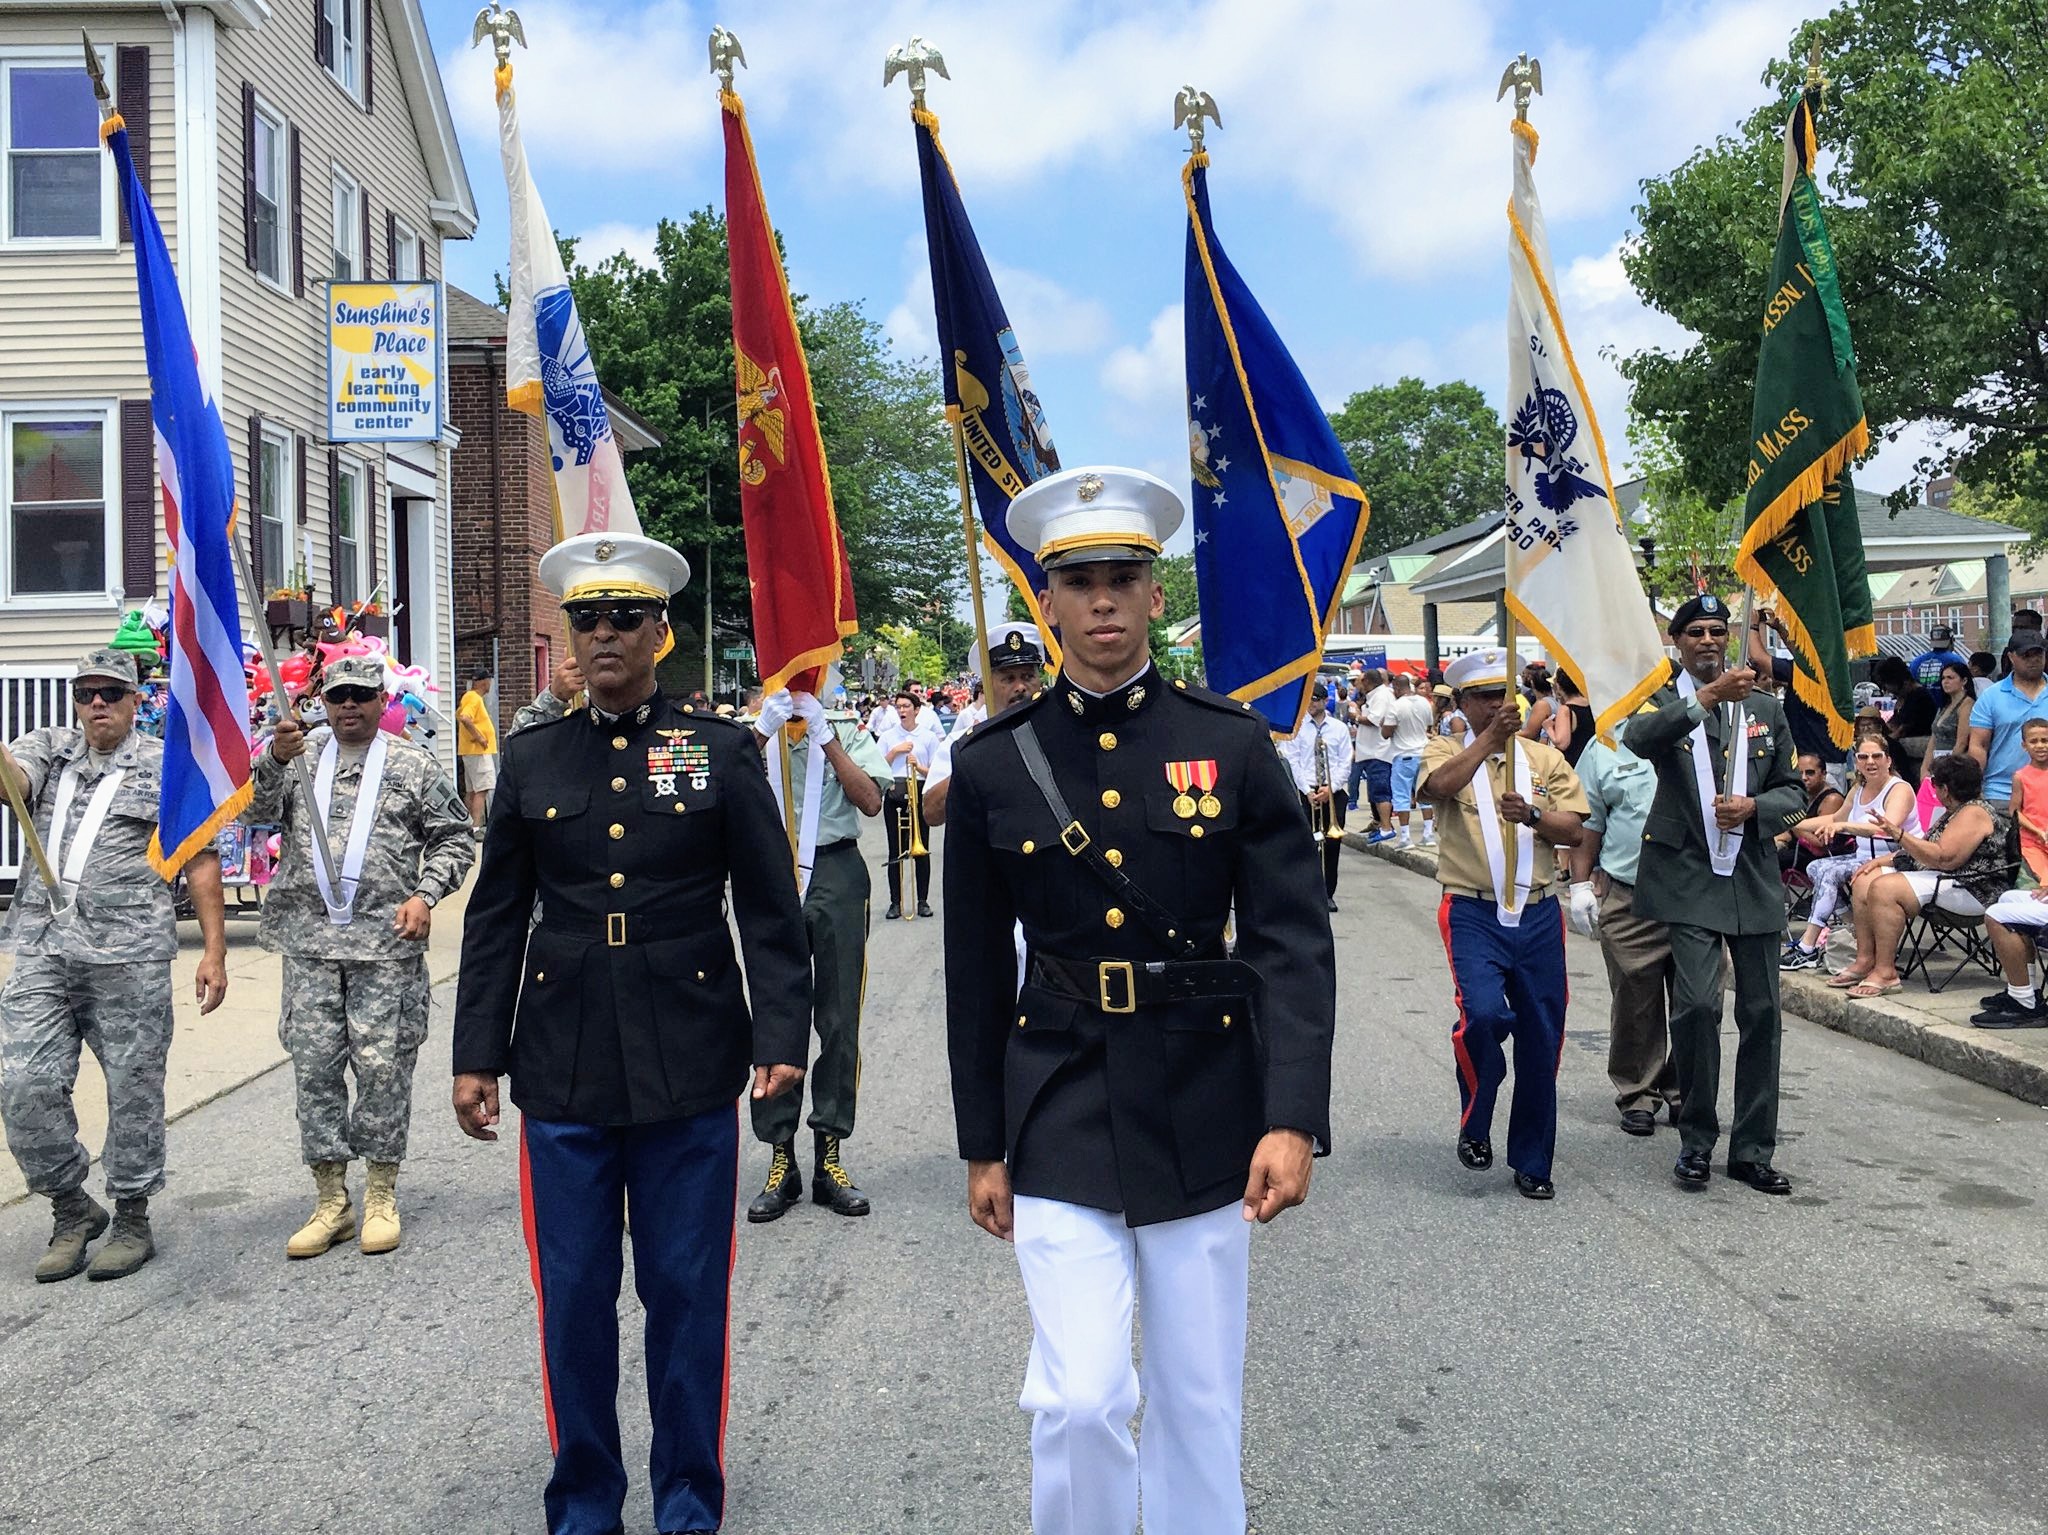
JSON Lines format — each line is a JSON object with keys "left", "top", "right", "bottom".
{"left": 3, "top": 824, "right": 2046, "bottom": 1534}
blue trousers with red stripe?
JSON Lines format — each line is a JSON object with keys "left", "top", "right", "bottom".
{"left": 1437, "top": 893, "right": 1568, "bottom": 1181}
{"left": 520, "top": 1108, "right": 739, "bottom": 1535}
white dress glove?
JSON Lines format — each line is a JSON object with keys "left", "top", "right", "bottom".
{"left": 755, "top": 688, "right": 796, "bottom": 739}
{"left": 790, "top": 690, "right": 827, "bottom": 730}
{"left": 1567, "top": 880, "right": 1599, "bottom": 936}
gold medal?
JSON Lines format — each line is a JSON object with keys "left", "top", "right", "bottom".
{"left": 1199, "top": 793, "right": 1222, "bottom": 819}
{"left": 1173, "top": 794, "right": 1197, "bottom": 819}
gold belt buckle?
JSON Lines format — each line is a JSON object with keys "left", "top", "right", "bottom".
{"left": 1061, "top": 820, "right": 1092, "bottom": 855}
{"left": 1098, "top": 960, "right": 1136, "bottom": 1015}
{"left": 606, "top": 912, "right": 627, "bottom": 947}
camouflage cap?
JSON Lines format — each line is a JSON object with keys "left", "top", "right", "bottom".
{"left": 320, "top": 654, "right": 389, "bottom": 693}
{"left": 73, "top": 648, "right": 139, "bottom": 689}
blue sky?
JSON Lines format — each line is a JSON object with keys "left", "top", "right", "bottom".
{"left": 427, "top": 0, "right": 1932, "bottom": 556}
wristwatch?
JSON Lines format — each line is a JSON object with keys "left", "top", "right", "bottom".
{"left": 1523, "top": 802, "right": 1542, "bottom": 827}
{"left": 413, "top": 891, "right": 438, "bottom": 910}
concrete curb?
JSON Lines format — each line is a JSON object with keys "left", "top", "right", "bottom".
{"left": 1342, "top": 833, "right": 2048, "bottom": 1109}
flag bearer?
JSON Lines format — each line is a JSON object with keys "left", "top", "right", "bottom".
{"left": 253, "top": 654, "right": 475, "bottom": 1258}
{"left": 0, "top": 649, "right": 229, "bottom": 1281}
{"left": 944, "top": 466, "right": 1335, "bottom": 1535}
{"left": 452, "top": 532, "right": 811, "bottom": 1535}
{"left": 1419, "top": 647, "right": 1587, "bottom": 1200}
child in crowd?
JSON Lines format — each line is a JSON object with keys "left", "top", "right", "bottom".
{"left": 2010, "top": 718, "right": 2048, "bottom": 885}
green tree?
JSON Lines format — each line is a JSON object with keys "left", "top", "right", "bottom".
{"left": 1620, "top": 1, "right": 2048, "bottom": 509}
{"left": 878, "top": 623, "right": 946, "bottom": 686}
{"left": 1154, "top": 553, "right": 1199, "bottom": 625}
{"left": 1326, "top": 378, "right": 1505, "bottom": 555}
{"left": 1631, "top": 420, "right": 1741, "bottom": 605}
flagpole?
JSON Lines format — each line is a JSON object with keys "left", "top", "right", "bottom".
{"left": 950, "top": 414, "right": 996, "bottom": 703}
{"left": 0, "top": 753, "right": 65, "bottom": 914}
{"left": 1500, "top": 598, "right": 1522, "bottom": 918}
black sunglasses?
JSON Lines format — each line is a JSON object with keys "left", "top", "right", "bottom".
{"left": 565, "top": 604, "right": 659, "bottom": 634}
{"left": 72, "top": 684, "right": 132, "bottom": 705}
{"left": 324, "top": 685, "right": 382, "bottom": 706}
{"left": 1680, "top": 625, "right": 1730, "bottom": 640}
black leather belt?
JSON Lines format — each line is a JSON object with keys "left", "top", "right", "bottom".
{"left": 1026, "top": 950, "right": 1258, "bottom": 1016}
{"left": 815, "top": 839, "right": 860, "bottom": 855}
{"left": 540, "top": 909, "right": 720, "bottom": 948}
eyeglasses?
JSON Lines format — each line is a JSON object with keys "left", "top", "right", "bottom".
{"left": 1680, "top": 625, "right": 1730, "bottom": 640}
{"left": 324, "top": 685, "right": 382, "bottom": 706}
{"left": 71, "top": 684, "right": 131, "bottom": 705}
{"left": 565, "top": 604, "right": 658, "bottom": 634}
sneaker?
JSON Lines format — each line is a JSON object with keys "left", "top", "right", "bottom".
{"left": 1421, "top": 831, "right": 1436, "bottom": 846}
{"left": 1972, "top": 996, "right": 2048, "bottom": 1028}
{"left": 1393, "top": 834, "right": 1411, "bottom": 849}
{"left": 1365, "top": 830, "right": 1393, "bottom": 846}
{"left": 1780, "top": 945, "right": 1824, "bottom": 972}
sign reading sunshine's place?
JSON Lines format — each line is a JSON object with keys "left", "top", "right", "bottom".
{"left": 326, "top": 282, "right": 442, "bottom": 442}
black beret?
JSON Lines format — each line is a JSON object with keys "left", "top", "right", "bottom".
{"left": 1667, "top": 593, "right": 1731, "bottom": 635}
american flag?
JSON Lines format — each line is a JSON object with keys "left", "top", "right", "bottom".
{"left": 104, "top": 113, "right": 253, "bottom": 875}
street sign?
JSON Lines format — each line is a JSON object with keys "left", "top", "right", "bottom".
{"left": 722, "top": 646, "right": 752, "bottom": 660}
{"left": 1169, "top": 645, "right": 1195, "bottom": 657}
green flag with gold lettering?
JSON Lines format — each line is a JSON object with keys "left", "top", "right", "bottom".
{"left": 1735, "top": 91, "right": 1872, "bottom": 749}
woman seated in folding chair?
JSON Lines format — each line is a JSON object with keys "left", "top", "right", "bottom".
{"left": 1781, "top": 734, "right": 1916, "bottom": 972}
{"left": 1827, "top": 754, "right": 2010, "bottom": 1000}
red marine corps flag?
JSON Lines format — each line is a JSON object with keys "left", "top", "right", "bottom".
{"left": 717, "top": 36, "right": 856, "bottom": 697}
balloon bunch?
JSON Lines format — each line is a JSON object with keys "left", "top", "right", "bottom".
{"left": 243, "top": 630, "right": 440, "bottom": 739}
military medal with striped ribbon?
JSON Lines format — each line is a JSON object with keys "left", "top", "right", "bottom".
{"left": 1165, "top": 759, "right": 1220, "bottom": 819}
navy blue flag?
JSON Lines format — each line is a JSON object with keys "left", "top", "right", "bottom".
{"left": 913, "top": 107, "right": 1061, "bottom": 657}
{"left": 1183, "top": 154, "right": 1369, "bottom": 732}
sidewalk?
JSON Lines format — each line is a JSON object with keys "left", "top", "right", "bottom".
{"left": 1344, "top": 830, "right": 2048, "bottom": 1109}
{"left": 0, "top": 875, "right": 473, "bottom": 1209}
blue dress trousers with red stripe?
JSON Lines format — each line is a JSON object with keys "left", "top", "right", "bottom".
{"left": 1437, "top": 892, "right": 1568, "bottom": 1180}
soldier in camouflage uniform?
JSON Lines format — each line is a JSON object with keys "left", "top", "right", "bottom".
{"left": 251, "top": 654, "right": 474, "bottom": 1258}
{"left": 0, "top": 649, "right": 229, "bottom": 1283}
{"left": 510, "top": 653, "right": 586, "bottom": 736}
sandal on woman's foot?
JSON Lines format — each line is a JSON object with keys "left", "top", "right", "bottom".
{"left": 1825, "top": 971, "right": 1873, "bottom": 989}
{"left": 1848, "top": 980, "right": 1902, "bottom": 999}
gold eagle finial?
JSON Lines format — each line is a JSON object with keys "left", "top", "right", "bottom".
{"left": 1174, "top": 85, "right": 1221, "bottom": 154}
{"left": 709, "top": 26, "right": 746, "bottom": 92}
{"left": 884, "top": 36, "right": 949, "bottom": 109}
{"left": 470, "top": 4, "right": 526, "bottom": 70}
{"left": 1496, "top": 53, "right": 1542, "bottom": 121}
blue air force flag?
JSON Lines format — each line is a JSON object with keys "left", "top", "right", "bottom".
{"left": 1182, "top": 155, "right": 1369, "bottom": 733}
{"left": 913, "top": 107, "right": 1061, "bottom": 657}
{"left": 1504, "top": 120, "right": 1666, "bottom": 736}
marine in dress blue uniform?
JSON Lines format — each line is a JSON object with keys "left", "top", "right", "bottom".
{"left": 944, "top": 468, "right": 1336, "bottom": 1534}
{"left": 452, "top": 533, "right": 811, "bottom": 1535}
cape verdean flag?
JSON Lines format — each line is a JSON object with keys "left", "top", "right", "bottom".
{"left": 721, "top": 88, "right": 856, "bottom": 695}
{"left": 104, "top": 109, "right": 252, "bottom": 875}
{"left": 1734, "top": 90, "right": 1873, "bottom": 747}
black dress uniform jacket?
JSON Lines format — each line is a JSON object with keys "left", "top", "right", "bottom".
{"left": 452, "top": 694, "right": 812, "bottom": 1125}
{"left": 1628, "top": 672, "right": 1806, "bottom": 936}
{"left": 943, "top": 667, "right": 1336, "bottom": 1226}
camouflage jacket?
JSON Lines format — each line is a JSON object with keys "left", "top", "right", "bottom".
{"left": 511, "top": 689, "right": 571, "bottom": 736}
{"left": 247, "top": 729, "right": 475, "bottom": 959}
{"left": 2, "top": 726, "right": 177, "bottom": 963}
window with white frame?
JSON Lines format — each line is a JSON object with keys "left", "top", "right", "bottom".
{"left": 258, "top": 429, "right": 291, "bottom": 585}
{"left": 251, "top": 100, "right": 288, "bottom": 287}
{"left": 5, "top": 408, "right": 115, "bottom": 600}
{"left": 322, "top": 0, "right": 364, "bottom": 100}
{"left": 330, "top": 169, "right": 361, "bottom": 280}
{"left": 391, "top": 217, "right": 423, "bottom": 281}
{"left": 2, "top": 57, "right": 112, "bottom": 247}
{"left": 333, "top": 459, "right": 363, "bottom": 605}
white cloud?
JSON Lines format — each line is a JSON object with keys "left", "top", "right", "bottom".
{"left": 880, "top": 248, "right": 1111, "bottom": 368}
{"left": 1551, "top": 240, "right": 1695, "bottom": 476}
{"left": 571, "top": 221, "right": 661, "bottom": 268}
{"left": 1101, "top": 304, "right": 1183, "bottom": 407}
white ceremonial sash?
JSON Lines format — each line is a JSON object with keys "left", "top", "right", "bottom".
{"left": 767, "top": 725, "right": 831, "bottom": 900}
{"left": 1677, "top": 671, "right": 1748, "bottom": 878}
{"left": 45, "top": 762, "right": 126, "bottom": 897}
{"left": 1465, "top": 731, "right": 1534, "bottom": 927}
{"left": 311, "top": 733, "right": 389, "bottom": 925}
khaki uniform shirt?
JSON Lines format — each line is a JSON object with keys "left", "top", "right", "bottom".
{"left": 782, "top": 718, "right": 890, "bottom": 845}
{"left": 1420, "top": 732, "right": 1588, "bottom": 898}
{"left": 247, "top": 728, "right": 475, "bottom": 959}
{"left": 2, "top": 726, "right": 176, "bottom": 962}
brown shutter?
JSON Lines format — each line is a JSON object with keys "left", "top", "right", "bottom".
{"left": 120, "top": 400, "right": 156, "bottom": 598}
{"left": 327, "top": 448, "right": 342, "bottom": 601}
{"left": 314, "top": 0, "right": 332, "bottom": 67}
{"left": 359, "top": 187, "right": 372, "bottom": 279}
{"left": 364, "top": 465, "right": 377, "bottom": 596}
{"left": 115, "top": 47, "right": 149, "bottom": 245}
{"left": 295, "top": 433, "right": 310, "bottom": 538}
{"left": 246, "top": 415, "right": 265, "bottom": 591}
{"left": 240, "top": 81, "right": 257, "bottom": 268}
{"left": 289, "top": 125, "right": 304, "bottom": 297}
{"left": 362, "top": 0, "right": 373, "bottom": 112}
{"left": 385, "top": 208, "right": 397, "bottom": 277}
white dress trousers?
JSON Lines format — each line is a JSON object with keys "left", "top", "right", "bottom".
{"left": 1012, "top": 1194, "right": 1252, "bottom": 1535}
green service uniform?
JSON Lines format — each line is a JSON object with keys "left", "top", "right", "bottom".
{"left": 1627, "top": 678, "right": 1805, "bottom": 1163}
{"left": 752, "top": 718, "right": 892, "bottom": 1145}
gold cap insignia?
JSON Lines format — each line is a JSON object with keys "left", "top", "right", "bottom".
{"left": 595, "top": 540, "right": 617, "bottom": 561}
{"left": 1076, "top": 473, "right": 1105, "bottom": 502}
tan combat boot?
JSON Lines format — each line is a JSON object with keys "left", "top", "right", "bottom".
{"left": 286, "top": 1161, "right": 356, "bottom": 1259}
{"left": 360, "top": 1161, "right": 401, "bottom": 1255}
{"left": 34, "top": 1189, "right": 109, "bottom": 1283}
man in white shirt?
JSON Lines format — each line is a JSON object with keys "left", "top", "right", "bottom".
{"left": 876, "top": 691, "right": 943, "bottom": 918}
{"left": 1384, "top": 674, "right": 1438, "bottom": 848}
{"left": 1283, "top": 687, "right": 1354, "bottom": 911}
{"left": 1354, "top": 669, "right": 1397, "bottom": 842}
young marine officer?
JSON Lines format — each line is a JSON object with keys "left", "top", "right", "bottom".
{"left": 943, "top": 466, "right": 1336, "bottom": 1535}
{"left": 1419, "top": 647, "right": 1587, "bottom": 1200}
{"left": 1627, "top": 594, "right": 1804, "bottom": 1195}
{"left": 253, "top": 653, "right": 475, "bottom": 1257}
{"left": 451, "top": 533, "right": 811, "bottom": 1535}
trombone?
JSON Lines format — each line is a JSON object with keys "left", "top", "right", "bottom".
{"left": 899, "top": 757, "right": 928, "bottom": 921}
{"left": 1312, "top": 732, "right": 1344, "bottom": 842}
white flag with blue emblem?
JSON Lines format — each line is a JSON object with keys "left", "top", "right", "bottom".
{"left": 496, "top": 59, "right": 641, "bottom": 540}
{"left": 1504, "top": 119, "right": 1666, "bottom": 737}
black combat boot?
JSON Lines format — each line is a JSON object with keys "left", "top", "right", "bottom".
{"left": 746, "top": 1141, "right": 803, "bottom": 1223}
{"left": 811, "top": 1132, "right": 871, "bottom": 1217}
